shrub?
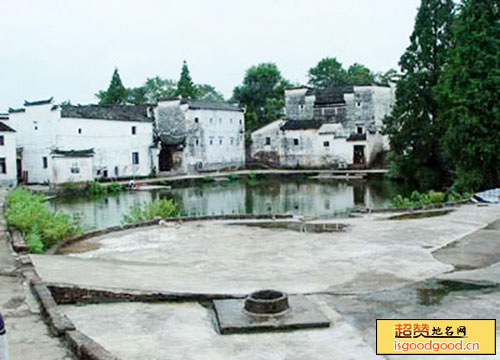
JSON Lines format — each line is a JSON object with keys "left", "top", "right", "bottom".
{"left": 107, "top": 182, "right": 122, "bottom": 193}
{"left": 390, "top": 189, "right": 468, "bottom": 209}
{"left": 5, "top": 188, "right": 81, "bottom": 253}
{"left": 88, "top": 181, "right": 107, "bottom": 195}
{"left": 227, "top": 173, "right": 239, "bottom": 181}
{"left": 123, "top": 199, "right": 179, "bottom": 224}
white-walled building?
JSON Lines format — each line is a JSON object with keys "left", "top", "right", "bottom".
{"left": 0, "top": 121, "right": 17, "bottom": 187}
{"left": 251, "top": 85, "right": 395, "bottom": 168}
{"left": 155, "top": 99, "right": 245, "bottom": 173}
{"left": 9, "top": 98, "right": 157, "bottom": 184}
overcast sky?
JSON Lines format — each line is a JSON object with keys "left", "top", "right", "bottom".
{"left": 0, "top": 0, "right": 421, "bottom": 111}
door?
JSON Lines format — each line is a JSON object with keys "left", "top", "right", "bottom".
{"left": 353, "top": 145, "right": 365, "bottom": 165}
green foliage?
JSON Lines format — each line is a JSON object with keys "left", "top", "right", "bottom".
{"left": 436, "top": 0, "right": 500, "bottom": 191}
{"left": 308, "top": 57, "right": 347, "bottom": 88}
{"left": 142, "top": 77, "right": 177, "bottom": 103}
{"left": 346, "top": 63, "right": 375, "bottom": 85}
{"left": 5, "top": 188, "right": 81, "bottom": 252}
{"left": 390, "top": 189, "right": 468, "bottom": 209}
{"left": 107, "top": 182, "right": 122, "bottom": 193}
{"left": 227, "top": 173, "right": 239, "bottom": 181}
{"left": 195, "top": 84, "right": 225, "bottom": 102}
{"left": 96, "top": 68, "right": 128, "bottom": 105}
{"left": 176, "top": 60, "right": 198, "bottom": 99}
{"left": 233, "top": 63, "right": 290, "bottom": 134}
{"left": 203, "top": 176, "right": 214, "bottom": 183}
{"left": 376, "top": 69, "right": 399, "bottom": 86}
{"left": 87, "top": 181, "right": 122, "bottom": 195}
{"left": 123, "top": 199, "right": 179, "bottom": 224}
{"left": 383, "top": 0, "right": 455, "bottom": 189}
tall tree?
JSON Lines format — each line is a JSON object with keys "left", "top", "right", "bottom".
{"left": 96, "top": 68, "right": 128, "bottom": 105}
{"left": 382, "top": 0, "right": 455, "bottom": 189}
{"left": 308, "top": 57, "right": 347, "bottom": 88}
{"left": 233, "top": 63, "right": 290, "bottom": 134}
{"left": 346, "top": 63, "right": 375, "bottom": 85}
{"left": 437, "top": 0, "right": 500, "bottom": 191}
{"left": 195, "top": 84, "right": 225, "bottom": 102}
{"left": 376, "top": 69, "right": 399, "bottom": 86}
{"left": 176, "top": 61, "right": 198, "bottom": 99}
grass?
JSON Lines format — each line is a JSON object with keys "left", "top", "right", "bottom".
{"left": 5, "top": 188, "right": 81, "bottom": 253}
{"left": 390, "top": 190, "right": 471, "bottom": 209}
{"left": 123, "top": 198, "right": 180, "bottom": 224}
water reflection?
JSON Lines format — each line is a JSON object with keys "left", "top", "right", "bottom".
{"left": 50, "top": 179, "right": 408, "bottom": 230}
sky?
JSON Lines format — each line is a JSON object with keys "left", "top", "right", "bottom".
{"left": 0, "top": 0, "right": 421, "bottom": 112}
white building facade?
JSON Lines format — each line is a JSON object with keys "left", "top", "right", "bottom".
{"left": 251, "top": 85, "right": 395, "bottom": 168}
{"left": 0, "top": 121, "right": 17, "bottom": 187}
{"left": 155, "top": 99, "right": 245, "bottom": 174}
{"left": 9, "top": 98, "right": 157, "bottom": 184}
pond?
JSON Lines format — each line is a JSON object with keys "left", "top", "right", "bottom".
{"left": 49, "top": 178, "right": 409, "bottom": 230}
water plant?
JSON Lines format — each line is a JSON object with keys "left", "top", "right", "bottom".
{"left": 5, "top": 188, "right": 81, "bottom": 253}
{"left": 123, "top": 198, "right": 180, "bottom": 224}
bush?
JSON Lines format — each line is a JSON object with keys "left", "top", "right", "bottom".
{"left": 107, "top": 182, "right": 122, "bottom": 193}
{"left": 227, "top": 173, "right": 239, "bottom": 181}
{"left": 390, "top": 189, "right": 468, "bottom": 209}
{"left": 5, "top": 188, "right": 81, "bottom": 253}
{"left": 123, "top": 199, "right": 179, "bottom": 224}
{"left": 88, "top": 181, "right": 107, "bottom": 195}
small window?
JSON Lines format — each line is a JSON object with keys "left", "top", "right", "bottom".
{"left": 194, "top": 117, "right": 199, "bottom": 123}
{"left": 34, "top": 126, "right": 38, "bottom": 131}
{"left": 132, "top": 152, "right": 139, "bottom": 164}
{"left": 131, "top": 126, "right": 136, "bottom": 135}
{"left": 357, "top": 126, "right": 363, "bottom": 134}
{"left": 103, "top": 170, "right": 108, "bottom": 178}
{"left": 239, "top": 119, "right": 242, "bottom": 125}
{"left": 209, "top": 138, "right": 213, "bottom": 145}
{"left": 219, "top": 138, "right": 223, "bottom": 145}
{"left": 78, "top": 128, "right": 82, "bottom": 134}
{"left": 96, "top": 169, "right": 101, "bottom": 176}
{"left": 294, "top": 138, "right": 299, "bottom": 146}
{"left": 0, "top": 136, "right": 4, "bottom": 146}
{"left": 114, "top": 166, "right": 119, "bottom": 176}
{"left": 0, "top": 158, "right": 6, "bottom": 174}
{"left": 43, "top": 157, "right": 48, "bottom": 169}
{"left": 265, "top": 137, "right": 271, "bottom": 145}
{"left": 230, "top": 137, "right": 234, "bottom": 145}
{"left": 210, "top": 118, "right": 213, "bottom": 124}
{"left": 299, "top": 104, "right": 305, "bottom": 110}
{"left": 323, "top": 141, "right": 330, "bottom": 147}
{"left": 195, "top": 138, "right": 199, "bottom": 145}
{"left": 230, "top": 118, "right": 233, "bottom": 124}
{"left": 356, "top": 102, "right": 361, "bottom": 107}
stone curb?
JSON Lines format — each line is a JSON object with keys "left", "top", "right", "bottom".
{"left": 54, "top": 213, "right": 294, "bottom": 254}
{"left": 8, "top": 226, "right": 29, "bottom": 253}
{"left": 65, "top": 330, "right": 118, "bottom": 360}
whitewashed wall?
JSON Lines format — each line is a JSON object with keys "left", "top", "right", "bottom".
{"left": 0, "top": 130, "right": 17, "bottom": 186}
{"left": 51, "top": 156, "right": 93, "bottom": 184}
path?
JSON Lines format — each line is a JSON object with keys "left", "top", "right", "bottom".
{"left": 0, "top": 189, "right": 73, "bottom": 360}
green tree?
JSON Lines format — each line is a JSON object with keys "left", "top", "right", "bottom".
{"left": 308, "top": 57, "right": 347, "bottom": 88}
{"left": 233, "top": 63, "right": 290, "bottom": 134}
{"left": 176, "top": 60, "right": 198, "bottom": 99}
{"left": 376, "top": 69, "right": 399, "bottom": 86}
{"left": 127, "top": 87, "right": 147, "bottom": 105}
{"left": 346, "top": 63, "right": 375, "bottom": 85}
{"left": 96, "top": 68, "right": 128, "bottom": 105}
{"left": 195, "top": 84, "right": 225, "bottom": 102}
{"left": 383, "top": 0, "right": 455, "bottom": 189}
{"left": 436, "top": 0, "right": 500, "bottom": 191}
{"left": 142, "top": 77, "right": 177, "bottom": 102}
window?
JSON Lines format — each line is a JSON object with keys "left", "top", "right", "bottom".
{"left": 103, "top": 170, "right": 108, "bottom": 178}
{"left": 210, "top": 118, "right": 213, "bottom": 124}
{"left": 265, "top": 137, "right": 271, "bottom": 145}
{"left": 0, "top": 158, "right": 5, "bottom": 174}
{"left": 195, "top": 138, "right": 199, "bottom": 145}
{"left": 114, "top": 166, "right": 119, "bottom": 176}
{"left": 43, "top": 157, "right": 48, "bottom": 169}
{"left": 132, "top": 152, "right": 139, "bottom": 165}
{"left": 34, "top": 126, "right": 38, "bottom": 131}
{"left": 356, "top": 102, "right": 362, "bottom": 107}
{"left": 230, "top": 137, "right": 234, "bottom": 145}
{"left": 209, "top": 137, "right": 214, "bottom": 145}
{"left": 294, "top": 138, "right": 299, "bottom": 146}
{"left": 323, "top": 141, "right": 330, "bottom": 147}
{"left": 78, "top": 128, "right": 82, "bottom": 134}
{"left": 299, "top": 104, "right": 305, "bottom": 110}
{"left": 219, "top": 137, "right": 223, "bottom": 145}
{"left": 131, "top": 126, "right": 136, "bottom": 135}
{"left": 0, "top": 136, "right": 4, "bottom": 146}
{"left": 357, "top": 126, "right": 363, "bottom": 134}
{"left": 239, "top": 119, "right": 242, "bottom": 125}
{"left": 194, "top": 117, "right": 199, "bottom": 123}
{"left": 230, "top": 118, "right": 233, "bottom": 124}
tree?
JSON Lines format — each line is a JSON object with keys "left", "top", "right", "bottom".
{"left": 195, "top": 84, "right": 225, "bottom": 102}
{"left": 176, "top": 60, "right": 198, "bottom": 99}
{"left": 142, "top": 77, "right": 177, "bottom": 103}
{"left": 346, "top": 63, "right": 374, "bottom": 85}
{"left": 232, "top": 63, "right": 290, "bottom": 134}
{"left": 436, "top": 0, "right": 500, "bottom": 191}
{"left": 375, "top": 69, "right": 399, "bottom": 86}
{"left": 382, "top": 0, "right": 455, "bottom": 189}
{"left": 96, "top": 68, "right": 128, "bottom": 105}
{"left": 308, "top": 57, "right": 347, "bottom": 88}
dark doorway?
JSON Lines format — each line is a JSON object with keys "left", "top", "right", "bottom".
{"left": 159, "top": 143, "right": 175, "bottom": 172}
{"left": 353, "top": 145, "right": 365, "bottom": 165}
{"left": 17, "top": 159, "right": 23, "bottom": 182}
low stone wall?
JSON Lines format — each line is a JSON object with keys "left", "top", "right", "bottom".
{"left": 54, "top": 213, "right": 294, "bottom": 254}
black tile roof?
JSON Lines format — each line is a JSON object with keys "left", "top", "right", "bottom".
{"left": 8, "top": 108, "right": 25, "bottom": 113}
{"left": 51, "top": 148, "right": 94, "bottom": 157}
{"left": 181, "top": 99, "right": 244, "bottom": 112}
{"left": 0, "top": 121, "right": 16, "bottom": 132}
{"left": 280, "top": 120, "right": 324, "bottom": 131}
{"left": 306, "top": 86, "right": 354, "bottom": 105}
{"left": 61, "top": 105, "right": 152, "bottom": 122}
{"left": 24, "top": 97, "right": 54, "bottom": 106}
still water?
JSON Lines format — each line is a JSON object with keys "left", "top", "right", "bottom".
{"left": 50, "top": 179, "right": 408, "bottom": 230}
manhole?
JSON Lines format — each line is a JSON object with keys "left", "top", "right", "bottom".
{"left": 244, "top": 290, "right": 290, "bottom": 316}
{"left": 213, "top": 289, "right": 330, "bottom": 335}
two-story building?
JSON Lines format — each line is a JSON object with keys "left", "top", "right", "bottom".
{"left": 251, "top": 85, "right": 395, "bottom": 168}
{"left": 9, "top": 98, "right": 157, "bottom": 184}
{"left": 155, "top": 98, "right": 245, "bottom": 174}
{"left": 0, "top": 120, "right": 17, "bottom": 187}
